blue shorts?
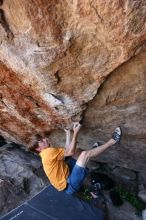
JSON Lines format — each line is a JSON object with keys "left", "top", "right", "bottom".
{"left": 65, "top": 158, "right": 89, "bottom": 195}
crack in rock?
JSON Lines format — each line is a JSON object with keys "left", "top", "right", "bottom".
{"left": 0, "top": 9, "right": 13, "bottom": 40}
{"left": 54, "top": 70, "right": 61, "bottom": 84}
{"left": 0, "top": 0, "right": 3, "bottom": 6}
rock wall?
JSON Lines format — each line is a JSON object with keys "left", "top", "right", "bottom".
{"left": 48, "top": 51, "right": 146, "bottom": 172}
{"left": 0, "top": 1, "right": 146, "bottom": 171}
{"left": 0, "top": 144, "right": 48, "bottom": 216}
{"left": 82, "top": 51, "right": 146, "bottom": 172}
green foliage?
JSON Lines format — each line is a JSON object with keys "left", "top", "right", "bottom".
{"left": 79, "top": 187, "right": 92, "bottom": 202}
{"left": 79, "top": 185, "right": 146, "bottom": 216}
{"left": 114, "top": 186, "right": 146, "bottom": 215}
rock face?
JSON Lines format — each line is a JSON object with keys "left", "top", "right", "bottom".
{"left": 107, "top": 200, "right": 141, "bottom": 220}
{"left": 82, "top": 51, "right": 146, "bottom": 172}
{"left": 0, "top": 144, "right": 48, "bottom": 216}
{"left": 0, "top": 1, "right": 146, "bottom": 171}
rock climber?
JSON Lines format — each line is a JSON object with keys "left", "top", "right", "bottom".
{"left": 29, "top": 123, "right": 122, "bottom": 194}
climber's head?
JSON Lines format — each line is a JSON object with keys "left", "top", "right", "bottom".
{"left": 29, "top": 135, "right": 50, "bottom": 153}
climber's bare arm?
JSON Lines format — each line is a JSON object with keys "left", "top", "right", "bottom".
{"left": 64, "top": 128, "right": 71, "bottom": 149}
{"left": 64, "top": 123, "right": 81, "bottom": 157}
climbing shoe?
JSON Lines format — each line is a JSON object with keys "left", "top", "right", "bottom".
{"left": 112, "top": 127, "right": 122, "bottom": 143}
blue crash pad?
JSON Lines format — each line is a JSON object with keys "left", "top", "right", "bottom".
{"left": 0, "top": 185, "right": 105, "bottom": 220}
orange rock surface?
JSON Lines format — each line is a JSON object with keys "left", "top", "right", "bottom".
{"left": 0, "top": 0, "right": 146, "bottom": 171}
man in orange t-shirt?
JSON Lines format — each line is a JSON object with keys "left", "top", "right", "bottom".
{"left": 29, "top": 123, "right": 122, "bottom": 194}
{"left": 39, "top": 147, "right": 69, "bottom": 191}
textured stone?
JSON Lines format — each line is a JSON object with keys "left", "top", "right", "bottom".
{"left": 138, "top": 173, "right": 146, "bottom": 186}
{"left": 142, "top": 209, "right": 146, "bottom": 220}
{"left": 112, "top": 167, "right": 136, "bottom": 181}
{"left": 0, "top": 0, "right": 146, "bottom": 143}
{"left": 103, "top": 192, "right": 141, "bottom": 220}
{"left": 0, "top": 1, "right": 146, "bottom": 172}
{"left": 0, "top": 144, "right": 48, "bottom": 216}
{"left": 0, "top": 135, "right": 6, "bottom": 146}
{"left": 87, "top": 160, "right": 101, "bottom": 171}
{"left": 106, "top": 199, "right": 141, "bottom": 220}
{"left": 138, "top": 190, "right": 146, "bottom": 204}
{"left": 80, "top": 51, "right": 146, "bottom": 172}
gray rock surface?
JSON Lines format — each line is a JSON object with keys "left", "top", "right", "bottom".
{"left": 142, "top": 209, "right": 146, "bottom": 220}
{"left": 138, "top": 190, "right": 146, "bottom": 204}
{"left": 82, "top": 51, "right": 146, "bottom": 172}
{"left": 112, "top": 167, "right": 136, "bottom": 181}
{"left": 87, "top": 160, "right": 101, "bottom": 171}
{"left": 0, "top": 144, "right": 49, "bottom": 216}
{"left": 107, "top": 201, "right": 142, "bottom": 220}
{"left": 138, "top": 173, "right": 146, "bottom": 186}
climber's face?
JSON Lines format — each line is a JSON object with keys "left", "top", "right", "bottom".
{"left": 36, "top": 138, "right": 50, "bottom": 152}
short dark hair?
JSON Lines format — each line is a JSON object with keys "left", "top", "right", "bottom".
{"left": 29, "top": 134, "right": 43, "bottom": 153}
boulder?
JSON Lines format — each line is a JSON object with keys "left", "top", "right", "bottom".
{"left": 138, "top": 190, "right": 146, "bottom": 204}
{"left": 0, "top": 144, "right": 48, "bottom": 216}
{"left": 138, "top": 173, "right": 146, "bottom": 186}
{"left": 142, "top": 209, "right": 146, "bottom": 220}
{"left": 112, "top": 167, "right": 136, "bottom": 181}
{"left": 0, "top": 1, "right": 146, "bottom": 172}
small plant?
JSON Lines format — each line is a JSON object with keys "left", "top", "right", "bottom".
{"left": 79, "top": 187, "right": 92, "bottom": 202}
{"left": 114, "top": 186, "right": 146, "bottom": 215}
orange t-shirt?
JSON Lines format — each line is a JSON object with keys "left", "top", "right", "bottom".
{"left": 40, "top": 147, "right": 69, "bottom": 191}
